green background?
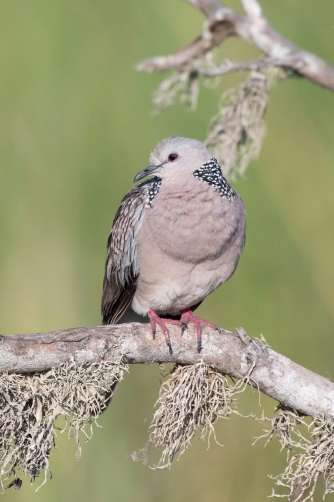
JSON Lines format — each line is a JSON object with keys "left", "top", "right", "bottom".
{"left": 1, "top": 0, "right": 334, "bottom": 500}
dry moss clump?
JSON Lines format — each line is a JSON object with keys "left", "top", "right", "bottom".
{"left": 152, "top": 69, "right": 199, "bottom": 113}
{"left": 147, "top": 367, "right": 334, "bottom": 499}
{"left": 0, "top": 358, "right": 127, "bottom": 492}
{"left": 256, "top": 405, "right": 334, "bottom": 501}
{"left": 146, "top": 362, "right": 247, "bottom": 469}
{"left": 205, "top": 71, "right": 269, "bottom": 179}
{"left": 151, "top": 54, "right": 216, "bottom": 114}
{"left": 255, "top": 404, "right": 306, "bottom": 452}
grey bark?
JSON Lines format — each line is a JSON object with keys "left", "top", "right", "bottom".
{"left": 137, "top": 0, "right": 334, "bottom": 93}
{"left": 1, "top": 324, "right": 334, "bottom": 420}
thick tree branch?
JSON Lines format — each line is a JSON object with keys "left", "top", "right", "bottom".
{"left": 1, "top": 324, "right": 334, "bottom": 420}
{"left": 137, "top": 0, "right": 334, "bottom": 92}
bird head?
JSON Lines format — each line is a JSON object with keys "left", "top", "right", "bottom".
{"left": 134, "top": 137, "right": 213, "bottom": 182}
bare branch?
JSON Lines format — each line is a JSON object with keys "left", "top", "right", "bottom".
{"left": 186, "top": 0, "right": 222, "bottom": 18}
{"left": 1, "top": 324, "right": 334, "bottom": 419}
{"left": 197, "top": 57, "right": 291, "bottom": 77}
{"left": 137, "top": 0, "right": 334, "bottom": 92}
{"left": 240, "top": 0, "right": 264, "bottom": 23}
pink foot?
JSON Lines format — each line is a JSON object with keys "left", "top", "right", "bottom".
{"left": 180, "top": 308, "right": 216, "bottom": 353}
{"left": 148, "top": 308, "right": 179, "bottom": 354}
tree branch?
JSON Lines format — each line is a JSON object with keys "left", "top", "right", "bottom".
{"left": 197, "top": 57, "right": 294, "bottom": 77}
{"left": 1, "top": 324, "right": 334, "bottom": 419}
{"left": 137, "top": 0, "right": 334, "bottom": 92}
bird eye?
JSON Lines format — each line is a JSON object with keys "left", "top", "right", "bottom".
{"left": 168, "top": 152, "right": 178, "bottom": 162}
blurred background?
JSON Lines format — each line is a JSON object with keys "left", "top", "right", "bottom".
{"left": 1, "top": 0, "right": 334, "bottom": 500}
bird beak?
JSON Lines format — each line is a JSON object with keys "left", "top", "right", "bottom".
{"left": 134, "top": 164, "right": 159, "bottom": 182}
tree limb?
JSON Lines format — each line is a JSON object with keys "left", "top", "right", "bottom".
{"left": 137, "top": 0, "right": 334, "bottom": 92}
{"left": 197, "top": 57, "right": 295, "bottom": 77}
{"left": 1, "top": 324, "right": 334, "bottom": 419}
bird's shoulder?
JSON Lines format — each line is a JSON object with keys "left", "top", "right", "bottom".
{"left": 109, "top": 176, "right": 161, "bottom": 250}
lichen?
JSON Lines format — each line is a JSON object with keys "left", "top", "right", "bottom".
{"left": 0, "top": 358, "right": 127, "bottom": 492}
{"left": 256, "top": 405, "right": 334, "bottom": 501}
{"left": 146, "top": 361, "right": 248, "bottom": 469}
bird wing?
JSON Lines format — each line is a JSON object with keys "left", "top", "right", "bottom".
{"left": 101, "top": 182, "right": 149, "bottom": 324}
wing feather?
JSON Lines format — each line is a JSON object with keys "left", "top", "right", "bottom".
{"left": 101, "top": 183, "right": 147, "bottom": 324}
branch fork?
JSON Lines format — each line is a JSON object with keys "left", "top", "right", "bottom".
{"left": 137, "top": 0, "right": 334, "bottom": 92}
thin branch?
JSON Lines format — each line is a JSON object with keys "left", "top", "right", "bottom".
{"left": 1, "top": 324, "right": 334, "bottom": 419}
{"left": 186, "top": 0, "right": 223, "bottom": 17}
{"left": 137, "top": 0, "right": 334, "bottom": 92}
{"left": 197, "top": 57, "right": 294, "bottom": 77}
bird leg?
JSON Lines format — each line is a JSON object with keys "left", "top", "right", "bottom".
{"left": 148, "top": 308, "right": 216, "bottom": 354}
{"left": 180, "top": 309, "right": 216, "bottom": 353}
{"left": 147, "top": 308, "right": 179, "bottom": 354}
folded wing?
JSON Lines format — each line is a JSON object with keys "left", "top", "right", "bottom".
{"left": 101, "top": 183, "right": 148, "bottom": 324}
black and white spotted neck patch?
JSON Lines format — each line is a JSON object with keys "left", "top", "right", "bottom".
{"left": 137, "top": 176, "right": 162, "bottom": 208}
{"left": 193, "top": 158, "right": 235, "bottom": 200}
{"left": 145, "top": 177, "right": 162, "bottom": 208}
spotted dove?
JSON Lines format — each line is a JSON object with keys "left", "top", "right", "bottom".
{"left": 102, "top": 137, "right": 246, "bottom": 352}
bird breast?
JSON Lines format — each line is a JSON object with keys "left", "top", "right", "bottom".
{"left": 141, "top": 179, "right": 245, "bottom": 265}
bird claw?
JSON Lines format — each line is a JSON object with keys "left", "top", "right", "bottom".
{"left": 148, "top": 308, "right": 215, "bottom": 353}
{"left": 181, "top": 322, "right": 188, "bottom": 335}
{"left": 167, "top": 340, "right": 173, "bottom": 355}
{"left": 148, "top": 308, "right": 177, "bottom": 352}
{"left": 180, "top": 309, "right": 216, "bottom": 353}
